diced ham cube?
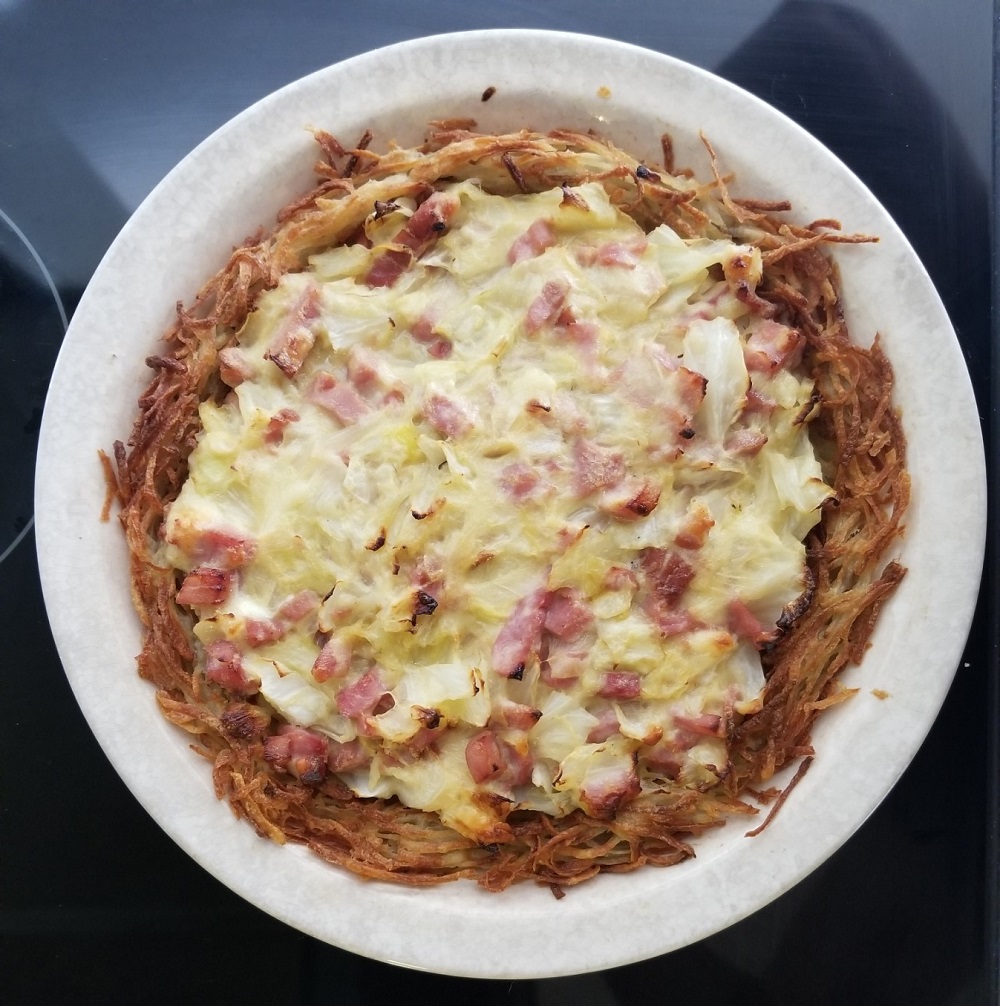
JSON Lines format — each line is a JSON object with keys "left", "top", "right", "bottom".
{"left": 245, "top": 590, "right": 319, "bottom": 648}
{"left": 245, "top": 618, "right": 283, "bottom": 647}
{"left": 508, "top": 218, "right": 557, "bottom": 263}
{"left": 409, "top": 314, "right": 453, "bottom": 358}
{"left": 645, "top": 743, "right": 684, "bottom": 780}
{"left": 326, "top": 738, "right": 369, "bottom": 774}
{"left": 597, "top": 671, "right": 641, "bottom": 701}
{"left": 743, "top": 319, "right": 804, "bottom": 373}
{"left": 312, "top": 635, "right": 352, "bottom": 682}
{"left": 673, "top": 712, "right": 724, "bottom": 738}
{"left": 335, "top": 667, "right": 388, "bottom": 719}
{"left": 727, "top": 598, "right": 779, "bottom": 648}
{"left": 218, "top": 347, "right": 254, "bottom": 387}
{"left": 640, "top": 548, "right": 695, "bottom": 610}
{"left": 264, "top": 285, "right": 320, "bottom": 378}
{"left": 308, "top": 372, "right": 372, "bottom": 425}
{"left": 576, "top": 237, "right": 648, "bottom": 269}
{"left": 465, "top": 730, "right": 505, "bottom": 783}
{"left": 176, "top": 566, "right": 236, "bottom": 607}
{"left": 263, "top": 408, "right": 300, "bottom": 445}
{"left": 263, "top": 724, "right": 329, "bottom": 784}
{"left": 543, "top": 587, "right": 593, "bottom": 641}
{"left": 587, "top": 706, "right": 621, "bottom": 743}
{"left": 491, "top": 587, "right": 549, "bottom": 679}
{"left": 525, "top": 280, "right": 569, "bottom": 334}
{"left": 346, "top": 346, "right": 382, "bottom": 391}
{"left": 492, "top": 699, "right": 543, "bottom": 731}
{"left": 168, "top": 525, "right": 257, "bottom": 570}
{"left": 423, "top": 392, "right": 473, "bottom": 438}
{"left": 598, "top": 476, "right": 661, "bottom": 520}
{"left": 674, "top": 502, "right": 715, "bottom": 550}
{"left": 724, "top": 428, "right": 768, "bottom": 457}
{"left": 465, "top": 731, "right": 534, "bottom": 787}
{"left": 579, "top": 755, "right": 640, "bottom": 819}
{"left": 540, "top": 648, "right": 585, "bottom": 690}
{"left": 572, "top": 438, "right": 625, "bottom": 497}
{"left": 204, "top": 640, "right": 257, "bottom": 695}
{"left": 643, "top": 605, "right": 701, "bottom": 638}
{"left": 499, "top": 461, "right": 540, "bottom": 500}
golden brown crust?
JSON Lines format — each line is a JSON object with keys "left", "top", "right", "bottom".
{"left": 104, "top": 127, "right": 908, "bottom": 890}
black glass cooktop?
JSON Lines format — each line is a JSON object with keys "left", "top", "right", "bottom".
{"left": 1, "top": 2, "right": 995, "bottom": 1003}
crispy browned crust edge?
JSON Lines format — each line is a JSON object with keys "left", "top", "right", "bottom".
{"left": 101, "top": 127, "right": 909, "bottom": 892}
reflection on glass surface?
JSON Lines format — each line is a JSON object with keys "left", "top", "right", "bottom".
{"left": 0, "top": 208, "right": 67, "bottom": 564}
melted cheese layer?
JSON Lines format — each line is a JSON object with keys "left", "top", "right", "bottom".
{"left": 162, "top": 180, "right": 830, "bottom": 840}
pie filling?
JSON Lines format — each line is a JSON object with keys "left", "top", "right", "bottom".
{"left": 161, "top": 178, "right": 829, "bottom": 843}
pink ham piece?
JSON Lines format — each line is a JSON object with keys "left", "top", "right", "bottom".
{"left": 346, "top": 346, "right": 382, "bottom": 391}
{"left": 409, "top": 315, "right": 453, "bottom": 359}
{"left": 724, "top": 428, "right": 768, "bottom": 457}
{"left": 496, "top": 460, "right": 539, "bottom": 498}
{"left": 508, "top": 218, "right": 557, "bottom": 263}
{"left": 326, "top": 738, "right": 370, "bottom": 774}
{"left": 598, "top": 476, "right": 661, "bottom": 521}
{"left": 555, "top": 309, "right": 599, "bottom": 352}
{"left": 218, "top": 347, "right": 254, "bottom": 387}
{"left": 640, "top": 548, "right": 700, "bottom": 638}
{"left": 170, "top": 525, "right": 257, "bottom": 570}
{"left": 245, "top": 618, "right": 283, "bottom": 647}
{"left": 587, "top": 706, "right": 621, "bottom": 744}
{"left": 640, "top": 548, "right": 695, "bottom": 610}
{"left": 176, "top": 566, "right": 236, "bottom": 607}
{"left": 743, "top": 319, "right": 804, "bottom": 373}
{"left": 572, "top": 438, "right": 625, "bottom": 497}
{"left": 264, "top": 285, "right": 320, "bottom": 378}
{"left": 492, "top": 587, "right": 548, "bottom": 679}
{"left": 727, "top": 598, "right": 779, "bottom": 649}
{"left": 540, "top": 648, "right": 585, "bottom": 689}
{"left": 308, "top": 372, "right": 372, "bottom": 425}
{"left": 674, "top": 503, "right": 715, "bottom": 550}
{"left": 575, "top": 237, "right": 648, "bottom": 269}
{"left": 525, "top": 280, "right": 569, "bottom": 334}
{"left": 403, "top": 725, "right": 442, "bottom": 759}
{"left": 312, "top": 636, "right": 352, "bottom": 682}
{"left": 263, "top": 408, "right": 300, "bottom": 446}
{"left": 245, "top": 590, "right": 319, "bottom": 649}
{"left": 543, "top": 587, "right": 593, "bottom": 641}
{"left": 465, "top": 731, "right": 534, "bottom": 787}
{"left": 498, "top": 461, "right": 540, "bottom": 501}
{"left": 492, "top": 699, "right": 542, "bottom": 731}
{"left": 743, "top": 386, "right": 778, "bottom": 416}
{"left": 465, "top": 730, "right": 504, "bottom": 783}
{"left": 673, "top": 711, "right": 724, "bottom": 738}
{"left": 365, "top": 190, "right": 460, "bottom": 288}
{"left": 598, "top": 670, "right": 641, "bottom": 701}
{"left": 335, "top": 667, "right": 389, "bottom": 719}
{"left": 674, "top": 366, "right": 710, "bottom": 416}
{"left": 263, "top": 725, "right": 328, "bottom": 784}
{"left": 204, "top": 640, "right": 257, "bottom": 695}
{"left": 646, "top": 743, "right": 684, "bottom": 780}
{"left": 501, "top": 740, "right": 534, "bottom": 788}
{"left": 579, "top": 755, "right": 641, "bottom": 819}
{"left": 423, "top": 392, "right": 473, "bottom": 439}
{"left": 644, "top": 606, "right": 701, "bottom": 638}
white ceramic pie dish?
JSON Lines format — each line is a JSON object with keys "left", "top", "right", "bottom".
{"left": 35, "top": 30, "right": 985, "bottom": 978}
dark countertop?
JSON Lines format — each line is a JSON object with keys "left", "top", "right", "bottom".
{"left": 1, "top": 2, "right": 995, "bottom": 1002}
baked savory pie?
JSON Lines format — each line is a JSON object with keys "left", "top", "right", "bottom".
{"left": 103, "top": 123, "right": 908, "bottom": 890}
